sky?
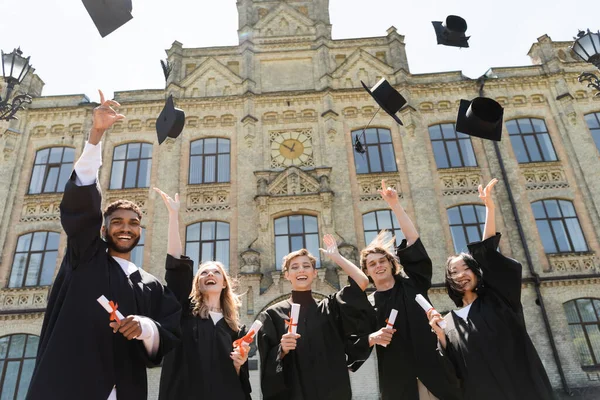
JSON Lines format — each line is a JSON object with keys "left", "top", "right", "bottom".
{"left": 0, "top": 0, "right": 597, "bottom": 102}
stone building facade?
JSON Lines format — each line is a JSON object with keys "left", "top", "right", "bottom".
{"left": 1, "top": 0, "right": 600, "bottom": 398}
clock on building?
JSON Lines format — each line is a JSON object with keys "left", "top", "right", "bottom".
{"left": 270, "top": 129, "right": 314, "bottom": 168}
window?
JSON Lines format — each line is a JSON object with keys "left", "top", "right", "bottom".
{"left": 447, "top": 205, "right": 486, "bottom": 253}
{"left": 9, "top": 232, "right": 59, "bottom": 288}
{"left": 584, "top": 112, "right": 600, "bottom": 152}
{"left": 274, "top": 215, "right": 320, "bottom": 269}
{"left": 109, "top": 143, "right": 152, "bottom": 189}
{"left": 28, "top": 147, "right": 75, "bottom": 194}
{"left": 506, "top": 118, "right": 557, "bottom": 163}
{"left": 352, "top": 128, "right": 397, "bottom": 174}
{"left": 429, "top": 123, "right": 477, "bottom": 168}
{"left": 532, "top": 199, "right": 588, "bottom": 254}
{"left": 186, "top": 221, "right": 230, "bottom": 272}
{"left": 564, "top": 299, "right": 600, "bottom": 369}
{"left": 189, "top": 138, "right": 230, "bottom": 184}
{"left": 363, "top": 210, "right": 405, "bottom": 247}
{"left": 130, "top": 228, "right": 145, "bottom": 269}
{"left": 0, "top": 334, "right": 39, "bottom": 400}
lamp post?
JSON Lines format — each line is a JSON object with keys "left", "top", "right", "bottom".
{"left": 571, "top": 29, "right": 600, "bottom": 96}
{"left": 0, "top": 47, "right": 33, "bottom": 121}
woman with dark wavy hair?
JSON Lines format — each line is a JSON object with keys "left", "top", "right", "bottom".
{"left": 428, "top": 179, "right": 554, "bottom": 400}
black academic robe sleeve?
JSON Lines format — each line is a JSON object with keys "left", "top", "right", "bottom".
{"left": 257, "top": 310, "right": 291, "bottom": 399}
{"left": 164, "top": 254, "right": 194, "bottom": 312}
{"left": 59, "top": 173, "right": 103, "bottom": 265}
{"left": 467, "top": 233, "right": 523, "bottom": 312}
{"left": 396, "top": 238, "right": 432, "bottom": 293}
{"left": 235, "top": 325, "right": 253, "bottom": 400}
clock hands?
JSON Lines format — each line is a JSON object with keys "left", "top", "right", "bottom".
{"left": 281, "top": 142, "right": 297, "bottom": 153}
{"left": 290, "top": 142, "right": 296, "bottom": 152}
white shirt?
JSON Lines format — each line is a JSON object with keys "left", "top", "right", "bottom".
{"left": 209, "top": 311, "right": 224, "bottom": 324}
{"left": 75, "top": 142, "right": 159, "bottom": 400}
{"left": 453, "top": 303, "right": 473, "bottom": 321}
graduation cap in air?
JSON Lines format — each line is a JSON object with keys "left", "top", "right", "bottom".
{"left": 81, "top": 0, "right": 133, "bottom": 38}
{"left": 432, "top": 16, "right": 470, "bottom": 48}
{"left": 156, "top": 60, "right": 185, "bottom": 144}
{"left": 455, "top": 97, "right": 504, "bottom": 141}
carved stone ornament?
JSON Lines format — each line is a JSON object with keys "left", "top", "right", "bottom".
{"left": 338, "top": 243, "right": 359, "bottom": 265}
{"left": 240, "top": 248, "right": 261, "bottom": 274}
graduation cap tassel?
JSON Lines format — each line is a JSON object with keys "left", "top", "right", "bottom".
{"left": 354, "top": 107, "right": 380, "bottom": 154}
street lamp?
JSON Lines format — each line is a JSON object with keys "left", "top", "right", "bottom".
{"left": 571, "top": 30, "right": 600, "bottom": 96}
{"left": 0, "top": 47, "right": 33, "bottom": 121}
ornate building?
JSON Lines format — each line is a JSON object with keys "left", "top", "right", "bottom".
{"left": 1, "top": 0, "right": 600, "bottom": 398}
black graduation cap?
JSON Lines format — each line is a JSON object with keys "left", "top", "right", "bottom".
{"left": 455, "top": 97, "right": 504, "bottom": 141}
{"left": 156, "top": 95, "right": 185, "bottom": 144}
{"left": 432, "top": 15, "right": 470, "bottom": 48}
{"left": 361, "top": 79, "right": 406, "bottom": 126}
{"left": 81, "top": 0, "right": 133, "bottom": 38}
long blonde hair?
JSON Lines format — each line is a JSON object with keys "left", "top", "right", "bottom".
{"left": 360, "top": 230, "right": 405, "bottom": 278}
{"left": 189, "top": 261, "right": 242, "bottom": 331}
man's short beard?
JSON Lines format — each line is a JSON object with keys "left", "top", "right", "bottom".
{"left": 106, "top": 234, "right": 140, "bottom": 254}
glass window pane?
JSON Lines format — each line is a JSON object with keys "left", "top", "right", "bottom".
{"left": 113, "top": 145, "right": 126, "bottom": 160}
{"left": 190, "top": 140, "right": 203, "bottom": 155}
{"left": 124, "top": 160, "right": 138, "bottom": 188}
{"left": 62, "top": 148, "right": 75, "bottom": 163}
{"left": 569, "top": 325, "right": 594, "bottom": 366}
{"left": 204, "top": 138, "right": 217, "bottom": 154}
{"left": 305, "top": 234, "right": 320, "bottom": 267}
{"left": 564, "top": 301, "right": 580, "bottom": 323}
{"left": 189, "top": 156, "right": 203, "bottom": 184}
{"left": 57, "top": 164, "right": 72, "bottom": 193}
{"left": 216, "top": 222, "right": 229, "bottom": 240}
{"left": 460, "top": 206, "right": 477, "bottom": 224}
{"left": 274, "top": 218, "right": 288, "bottom": 235}
{"left": 110, "top": 161, "right": 125, "bottom": 189}
{"left": 466, "top": 226, "right": 481, "bottom": 244}
{"left": 215, "top": 241, "right": 229, "bottom": 269}
{"left": 40, "top": 251, "right": 58, "bottom": 285}
{"left": 289, "top": 216, "right": 303, "bottom": 234}
{"left": 378, "top": 129, "right": 392, "bottom": 143}
{"left": 364, "top": 231, "right": 377, "bottom": 246}
{"left": 505, "top": 120, "right": 518, "bottom": 134}
{"left": 364, "top": 129, "right": 378, "bottom": 144}
{"left": 25, "top": 253, "right": 42, "bottom": 286}
{"left": 275, "top": 236, "right": 289, "bottom": 270}
{"left": 0, "top": 336, "right": 9, "bottom": 358}
{"left": 536, "top": 220, "right": 557, "bottom": 253}
{"left": 130, "top": 246, "right": 144, "bottom": 270}
{"left": 2, "top": 361, "right": 20, "bottom": 400}
{"left": 16, "top": 234, "right": 32, "bottom": 252}
{"left": 446, "top": 141, "right": 462, "bottom": 167}
{"left": 204, "top": 155, "right": 216, "bottom": 183}
{"left": 201, "top": 242, "right": 214, "bottom": 262}
{"left": 441, "top": 124, "right": 456, "bottom": 139}
{"left": 186, "top": 223, "right": 200, "bottom": 242}
{"left": 518, "top": 119, "right": 534, "bottom": 133}
{"left": 474, "top": 206, "right": 486, "bottom": 223}
{"left": 532, "top": 202, "right": 547, "bottom": 219}
{"left": 127, "top": 143, "right": 140, "bottom": 159}
{"left": 565, "top": 219, "right": 587, "bottom": 252}
{"left": 538, "top": 134, "right": 557, "bottom": 161}
{"left": 368, "top": 146, "right": 383, "bottom": 172}
{"left": 363, "top": 212, "right": 377, "bottom": 230}
{"left": 290, "top": 236, "right": 303, "bottom": 251}
{"left": 524, "top": 136, "right": 542, "bottom": 162}
{"left": 217, "top": 154, "right": 230, "bottom": 182}
{"left": 447, "top": 207, "right": 462, "bottom": 225}
{"left": 428, "top": 125, "right": 442, "bottom": 140}
{"left": 531, "top": 119, "right": 547, "bottom": 133}
{"left": 218, "top": 139, "right": 230, "bottom": 153}
{"left": 544, "top": 200, "right": 561, "bottom": 218}
{"left": 35, "top": 149, "right": 49, "bottom": 164}
{"left": 354, "top": 151, "right": 368, "bottom": 174}
{"left": 595, "top": 300, "right": 600, "bottom": 320}
{"left": 394, "top": 228, "right": 405, "bottom": 245}
{"left": 304, "top": 216, "right": 318, "bottom": 233}
{"left": 49, "top": 147, "right": 63, "bottom": 163}
{"left": 432, "top": 142, "right": 449, "bottom": 169}
{"left": 137, "top": 159, "right": 151, "bottom": 188}
{"left": 7, "top": 335, "right": 25, "bottom": 358}
{"left": 585, "top": 113, "right": 600, "bottom": 129}
{"left": 380, "top": 144, "right": 397, "bottom": 172}
{"left": 140, "top": 144, "right": 152, "bottom": 158}
{"left": 576, "top": 299, "right": 597, "bottom": 322}
{"left": 550, "top": 220, "right": 571, "bottom": 252}
{"left": 17, "top": 359, "right": 36, "bottom": 400}
{"left": 43, "top": 167, "right": 59, "bottom": 193}
{"left": 509, "top": 135, "right": 529, "bottom": 163}
{"left": 585, "top": 325, "right": 600, "bottom": 363}
{"left": 450, "top": 226, "right": 468, "bottom": 253}
{"left": 29, "top": 165, "right": 45, "bottom": 194}
{"left": 201, "top": 222, "right": 216, "bottom": 241}
{"left": 459, "top": 139, "right": 477, "bottom": 166}
{"left": 376, "top": 210, "right": 393, "bottom": 230}
{"left": 558, "top": 201, "right": 576, "bottom": 217}
{"left": 9, "top": 254, "right": 27, "bottom": 288}
{"left": 185, "top": 243, "right": 200, "bottom": 270}
{"left": 30, "top": 232, "right": 47, "bottom": 252}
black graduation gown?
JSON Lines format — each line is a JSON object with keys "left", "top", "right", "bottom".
{"left": 440, "top": 233, "right": 555, "bottom": 400}
{"left": 27, "top": 174, "right": 182, "bottom": 400}
{"left": 368, "top": 238, "right": 463, "bottom": 400}
{"left": 257, "top": 279, "right": 373, "bottom": 400}
{"left": 158, "top": 254, "right": 251, "bottom": 400}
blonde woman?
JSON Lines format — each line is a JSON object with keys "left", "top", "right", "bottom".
{"left": 155, "top": 188, "right": 251, "bottom": 400}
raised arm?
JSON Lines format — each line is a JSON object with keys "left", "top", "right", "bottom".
{"left": 479, "top": 178, "right": 498, "bottom": 241}
{"left": 154, "top": 188, "right": 182, "bottom": 258}
{"left": 379, "top": 180, "right": 418, "bottom": 246}
{"left": 320, "top": 234, "right": 369, "bottom": 290}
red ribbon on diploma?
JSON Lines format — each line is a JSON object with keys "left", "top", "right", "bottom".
{"left": 385, "top": 318, "right": 393, "bottom": 328}
{"left": 233, "top": 329, "right": 256, "bottom": 358}
{"left": 285, "top": 312, "right": 297, "bottom": 334}
{"left": 108, "top": 301, "right": 121, "bottom": 323}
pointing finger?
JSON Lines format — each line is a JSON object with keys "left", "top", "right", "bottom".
{"left": 106, "top": 99, "right": 121, "bottom": 108}
{"left": 381, "top": 179, "right": 386, "bottom": 192}
{"left": 98, "top": 90, "right": 105, "bottom": 104}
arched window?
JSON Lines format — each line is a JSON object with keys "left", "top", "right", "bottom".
{"left": 506, "top": 118, "right": 557, "bottom": 163}
{"left": 447, "top": 205, "right": 486, "bottom": 253}
{"left": 363, "top": 210, "right": 405, "bottom": 247}
{"left": 564, "top": 298, "right": 600, "bottom": 369}
{"left": 189, "top": 138, "right": 230, "bottom": 184}
{"left": 351, "top": 128, "right": 397, "bottom": 174}
{"left": 274, "top": 215, "right": 320, "bottom": 269}
{"left": 9, "top": 232, "right": 59, "bottom": 288}
{"left": 584, "top": 112, "right": 600, "bottom": 152}
{"left": 130, "top": 227, "right": 145, "bottom": 269}
{"left": 0, "top": 334, "right": 39, "bottom": 400}
{"left": 28, "top": 147, "right": 75, "bottom": 194}
{"left": 186, "top": 221, "right": 230, "bottom": 272}
{"left": 428, "top": 123, "right": 477, "bottom": 168}
{"left": 532, "top": 199, "right": 588, "bottom": 254}
{"left": 109, "top": 143, "right": 152, "bottom": 189}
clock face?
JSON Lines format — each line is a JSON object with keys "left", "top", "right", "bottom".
{"left": 270, "top": 131, "right": 313, "bottom": 167}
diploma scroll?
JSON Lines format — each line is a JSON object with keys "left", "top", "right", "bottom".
{"left": 233, "top": 320, "right": 263, "bottom": 357}
{"left": 97, "top": 295, "right": 125, "bottom": 322}
{"left": 415, "top": 294, "right": 447, "bottom": 329}
{"left": 380, "top": 308, "right": 398, "bottom": 347}
{"left": 286, "top": 303, "right": 300, "bottom": 334}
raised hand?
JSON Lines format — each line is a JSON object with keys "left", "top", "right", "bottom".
{"left": 478, "top": 178, "right": 498, "bottom": 208}
{"left": 153, "top": 187, "right": 180, "bottom": 214}
{"left": 93, "top": 90, "right": 125, "bottom": 132}
{"left": 378, "top": 179, "right": 400, "bottom": 207}
{"left": 319, "top": 234, "right": 341, "bottom": 261}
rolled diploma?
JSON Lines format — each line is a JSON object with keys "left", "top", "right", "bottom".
{"left": 97, "top": 295, "right": 125, "bottom": 320}
{"left": 289, "top": 303, "right": 300, "bottom": 334}
{"left": 415, "top": 294, "right": 447, "bottom": 329}
{"left": 380, "top": 308, "right": 398, "bottom": 347}
{"left": 247, "top": 320, "right": 263, "bottom": 340}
